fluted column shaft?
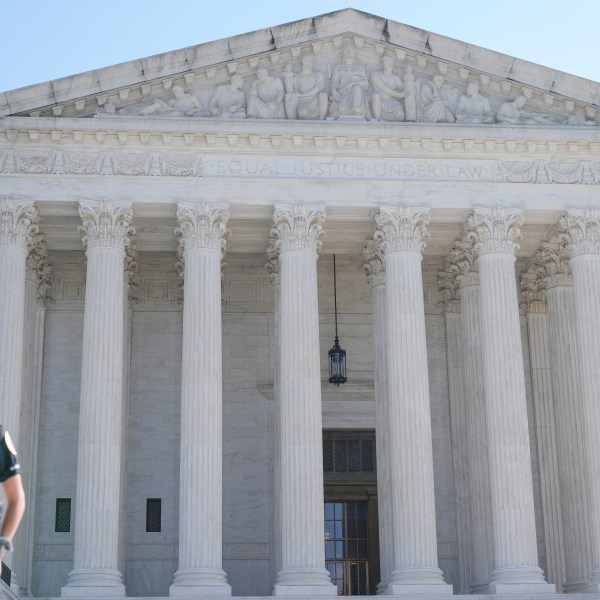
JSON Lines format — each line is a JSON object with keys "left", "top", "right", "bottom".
{"left": 363, "top": 244, "right": 393, "bottom": 590}
{"left": 170, "top": 202, "right": 231, "bottom": 596}
{"left": 563, "top": 209, "right": 600, "bottom": 584}
{"left": 545, "top": 281, "right": 592, "bottom": 591}
{"left": 63, "top": 201, "right": 133, "bottom": 597}
{"left": 271, "top": 204, "right": 336, "bottom": 596}
{"left": 374, "top": 206, "right": 451, "bottom": 595}
{"left": 0, "top": 199, "right": 38, "bottom": 437}
{"left": 467, "top": 208, "right": 551, "bottom": 593}
{"left": 458, "top": 280, "right": 494, "bottom": 591}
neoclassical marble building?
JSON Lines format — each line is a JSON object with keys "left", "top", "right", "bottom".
{"left": 1, "top": 8, "right": 600, "bottom": 599}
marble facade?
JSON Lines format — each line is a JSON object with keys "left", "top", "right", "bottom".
{"left": 1, "top": 8, "right": 600, "bottom": 599}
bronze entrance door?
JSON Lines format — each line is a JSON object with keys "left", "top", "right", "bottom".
{"left": 325, "top": 500, "right": 370, "bottom": 595}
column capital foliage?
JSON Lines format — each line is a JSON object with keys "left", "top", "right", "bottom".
{"left": 362, "top": 239, "right": 385, "bottom": 286}
{"left": 537, "top": 242, "right": 572, "bottom": 289}
{"left": 269, "top": 204, "right": 326, "bottom": 255}
{"left": 449, "top": 241, "right": 479, "bottom": 288}
{"left": 520, "top": 270, "right": 546, "bottom": 314}
{"left": 466, "top": 207, "right": 523, "bottom": 256}
{"left": 175, "top": 201, "right": 230, "bottom": 254}
{"left": 27, "top": 235, "right": 53, "bottom": 306}
{"left": 558, "top": 209, "right": 600, "bottom": 258}
{"left": 79, "top": 200, "right": 134, "bottom": 251}
{"left": 0, "top": 197, "right": 39, "bottom": 248}
{"left": 373, "top": 206, "right": 430, "bottom": 256}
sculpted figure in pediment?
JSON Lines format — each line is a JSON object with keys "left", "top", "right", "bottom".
{"left": 283, "top": 54, "right": 328, "bottom": 120}
{"left": 455, "top": 80, "right": 494, "bottom": 124}
{"left": 209, "top": 74, "right": 246, "bottom": 118}
{"left": 247, "top": 67, "right": 285, "bottom": 119}
{"left": 130, "top": 85, "right": 207, "bottom": 117}
{"left": 328, "top": 41, "right": 370, "bottom": 120}
{"left": 370, "top": 56, "right": 406, "bottom": 122}
{"left": 419, "top": 75, "right": 456, "bottom": 123}
{"left": 496, "top": 95, "right": 557, "bottom": 125}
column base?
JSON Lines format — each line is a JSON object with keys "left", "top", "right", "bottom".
{"left": 169, "top": 568, "right": 231, "bottom": 597}
{"left": 385, "top": 567, "right": 453, "bottom": 595}
{"left": 61, "top": 568, "right": 125, "bottom": 597}
{"left": 273, "top": 568, "right": 337, "bottom": 596}
{"left": 564, "top": 579, "right": 600, "bottom": 594}
{"left": 484, "top": 566, "right": 555, "bottom": 594}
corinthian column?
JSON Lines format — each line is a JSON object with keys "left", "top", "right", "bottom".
{"left": 363, "top": 241, "right": 394, "bottom": 592}
{"left": 62, "top": 200, "right": 133, "bottom": 597}
{"left": 0, "top": 199, "right": 38, "bottom": 437}
{"left": 539, "top": 243, "right": 593, "bottom": 592}
{"left": 270, "top": 204, "right": 336, "bottom": 596}
{"left": 170, "top": 202, "right": 231, "bottom": 597}
{"left": 373, "top": 206, "right": 451, "bottom": 595}
{"left": 560, "top": 210, "right": 600, "bottom": 587}
{"left": 465, "top": 208, "right": 553, "bottom": 594}
{"left": 450, "top": 242, "right": 494, "bottom": 593}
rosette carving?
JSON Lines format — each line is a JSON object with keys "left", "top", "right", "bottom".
{"left": 465, "top": 207, "right": 523, "bottom": 256}
{"left": 373, "top": 206, "right": 430, "bottom": 255}
{"left": 558, "top": 209, "right": 600, "bottom": 258}
{"left": 79, "top": 200, "right": 134, "bottom": 251}
{"left": 269, "top": 204, "right": 326, "bottom": 254}
{"left": 0, "top": 198, "right": 39, "bottom": 248}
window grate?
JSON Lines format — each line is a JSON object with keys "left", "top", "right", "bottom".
{"left": 55, "top": 498, "right": 71, "bottom": 533}
{"left": 323, "top": 434, "right": 376, "bottom": 473}
{"left": 146, "top": 498, "right": 162, "bottom": 533}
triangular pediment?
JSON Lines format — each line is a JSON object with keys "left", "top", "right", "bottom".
{"left": 1, "top": 8, "right": 599, "bottom": 126}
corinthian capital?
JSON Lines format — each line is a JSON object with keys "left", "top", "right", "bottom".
{"left": 373, "top": 206, "right": 430, "bottom": 256}
{"left": 362, "top": 239, "right": 385, "bottom": 286}
{"left": 449, "top": 241, "right": 479, "bottom": 288}
{"left": 465, "top": 207, "right": 523, "bottom": 256}
{"left": 269, "top": 204, "right": 326, "bottom": 255}
{"left": 0, "top": 198, "right": 39, "bottom": 249}
{"left": 520, "top": 270, "right": 546, "bottom": 314}
{"left": 175, "top": 202, "right": 230, "bottom": 254}
{"left": 558, "top": 209, "right": 600, "bottom": 258}
{"left": 537, "top": 242, "right": 571, "bottom": 289}
{"left": 79, "top": 200, "right": 134, "bottom": 252}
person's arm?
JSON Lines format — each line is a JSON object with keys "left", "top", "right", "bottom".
{"left": 1, "top": 474, "right": 25, "bottom": 541}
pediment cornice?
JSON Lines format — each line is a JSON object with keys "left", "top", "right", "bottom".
{"left": 1, "top": 8, "right": 599, "bottom": 125}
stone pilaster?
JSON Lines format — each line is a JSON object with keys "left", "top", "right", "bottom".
{"left": 14, "top": 238, "right": 51, "bottom": 595}
{"left": 0, "top": 198, "right": 38, "bottom": 437}
{"left": 62, "top": 200, "right": 133, "bottom": 597}
{"left": 520, "top": 263, "right": 566, "bottom": 591}
{"left": 450, "top": 242, "right": 495, "bottom": 593}
{"left": 539, "top": 243, "right": 593, "bottom": 592}
{"left": 438, "top": 262, "right": 471, "bottom": 594}
{"left": 363, "top": 240, "right": 394, "bottom": 592}
{"left": 559, "top": 209, "right": 600, "bottom": 586}
{"left": 373, "top": 206, "right": 451, "bottom": 595}
{"left": 170, "top": 202, "right": 231, "bottom": 597}
{"left": 265, "top": 251, "right": 282, "bottom": 587}
{"left": 270, "top": 204, "right": 336, "bottom": 596}
{"left": 466, "top": 207, "right": 553, "bottom": 594}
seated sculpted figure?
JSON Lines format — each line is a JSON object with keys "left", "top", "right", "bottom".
{"left": 209, "top": 74, "right": 246, "bottom": 118}
{"left": 135, "top": 85, "right": 206, "bottom": 117}
{"left": 370, "top": 56, "right": 405, "bottom": 122}
{"left": 419, "top": 75, "right": 456, "bottom": 123}
{"left": 496, "top": 95, "right": 556, "bottom": 125}
{"left": 455, "top": 81, "right": 493, "bottom": 124}
{"left": 284, "top": 54, "right": 328, "bottom": 120}
{"left": 328, "top": 42, "right": 370, "bottom": 120}
{"left": 247, "top": 67, "right": 285, "bottom": 119}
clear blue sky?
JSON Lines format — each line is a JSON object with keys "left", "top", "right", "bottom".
{"left": 2, "top": 0, "right": 599, "bottom": 92}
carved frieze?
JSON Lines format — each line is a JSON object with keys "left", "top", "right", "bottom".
{"left": 498, "top": 161, "right": 539, "bottom": 183}
{"left": 22, "top": 35, "right": 588, "bottom": 127}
